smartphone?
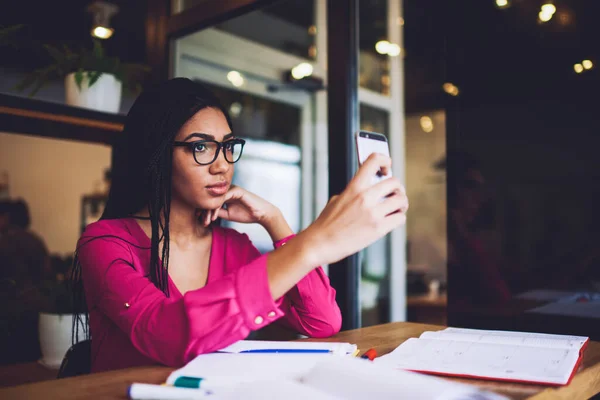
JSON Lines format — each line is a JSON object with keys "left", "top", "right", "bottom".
{"left": 355, "top": 130, "right": 392, "bottom": 184}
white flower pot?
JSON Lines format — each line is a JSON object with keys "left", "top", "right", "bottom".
{"left": 65, "top": 72, "right": 122, "bottom": 113}
{"left": 38, "top": 313, "right": 84, "bottom": 369}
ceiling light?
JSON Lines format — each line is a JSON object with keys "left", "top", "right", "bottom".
{"left": 420, "top": 116, "right": 434, "bottom": 133}
{"left": 229, "top": 102, "right": 243, "bottom": 118}
{"left": 87, "top": 1, "right": 119, "bottom": 40}
{"left": 495, "top": 0, "right": 509, "bottom": 9}
{"left": 443, "top": 82, "right": 460, "bottom": 96}
{"left": 92, "top": 26, "right": 113, "bottom": 39}
{"left": 291, "top": 63, "right": 314, "bottom": 80}
{"left": 375, "top": 40, "right": 391, "bottom": 55}
{"left": 227, "top": 71, "right": 245, "bottom": 87}
{"left": 574, "top": 64, "right": 584, "bottom": 74}
{"left": 582, "top": 60, "right": 593, "bottom": 70}
{"left": 538, "top": 3, "right": 556, "bottom": 23}
{"left": 375, "top": 40, "right": 401, "bottom": 57}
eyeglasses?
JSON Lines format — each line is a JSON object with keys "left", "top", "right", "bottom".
{"left": 173, "top": 138, "right": 246, "bottom": 165}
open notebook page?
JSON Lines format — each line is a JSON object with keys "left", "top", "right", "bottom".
{"left": 216, "top": 340, "right": 357, "bottom": 355}
{"left": 420, "top": 328, "right": 588, "bottom": 350}
{"left": 376, "top": 338, "right": 582, "bottom": 385}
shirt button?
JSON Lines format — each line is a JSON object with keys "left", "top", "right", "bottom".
{"left": 267, "top": 311, "right": 276, "bottom": 318}
{"left": 124, "top": 303, "right": 130, "bottom": 309}
{"left": 254, "top": 316, "right": 264, "bottom": 325}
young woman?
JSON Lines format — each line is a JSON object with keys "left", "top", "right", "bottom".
{"left": 74, "top": 78, "right": 408, "bottom": 372}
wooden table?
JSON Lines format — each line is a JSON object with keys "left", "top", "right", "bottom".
{"left": 1, "top": 322, "right": 599, "bottom": 400}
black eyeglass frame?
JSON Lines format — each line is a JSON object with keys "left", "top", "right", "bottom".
{"left": 173, "top": 138, "right": 246, "bottom": 165}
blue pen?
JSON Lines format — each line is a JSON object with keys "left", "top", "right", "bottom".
{"left": 239, "top": 349, "right": 331, "bottom": 354}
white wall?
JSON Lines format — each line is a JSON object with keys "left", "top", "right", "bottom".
{"left": 405, "top": 110, "right": 447, "bottom": 283}
{"left": 0, "top": 132, "right": 111, "bottom": 255}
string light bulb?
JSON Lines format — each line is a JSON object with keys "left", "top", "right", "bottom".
{"left": 443, "top": 82, "right": 460, "bottom": 96}
{"left": 227, "top": 71, "right": 245, "bottom": 87}
{"left": 495, "top": 0, "right": 510, "bottom": 9}
{"left": 420, "top": 116, "right": 434, "bottom": 133}
{"left": 538, "top": 3, "right": 556, "bottom": 23}
{"left": 87, "top": 1, "right": 119, "bottom": 39}
{"left": 291, "top": 63, "right": 314, "bottom": 80}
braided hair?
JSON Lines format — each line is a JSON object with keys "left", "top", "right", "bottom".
{"left": 70, "top": 78, "right": 232, "bottom": 344}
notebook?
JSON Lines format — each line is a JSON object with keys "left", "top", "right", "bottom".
{"left": 375, "top": 327, "right": 589, "bottom": 385}
{"left": 164, "top": 352, "right": 509, "bottom": 399}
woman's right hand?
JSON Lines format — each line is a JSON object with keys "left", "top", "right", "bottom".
{"left": 301, "top": 153, "right": 409, "bottom": 266}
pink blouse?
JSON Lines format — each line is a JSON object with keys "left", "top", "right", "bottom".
{"left": 77, "top": 218, "right": 341, "bottom": 372}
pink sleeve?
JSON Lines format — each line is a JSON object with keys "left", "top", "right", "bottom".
{"left": 244, "top": 234, "right": 342, "bottom": 338}
{"left": 78, "top": 236, "right": 282, "bottom": 368}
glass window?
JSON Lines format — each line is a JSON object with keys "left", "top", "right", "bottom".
{"left": 213, "top": 0, "right": 316, "bottom": 60}
{"left": 202, "top": 83, "right": 301, "bottom": 146}
{"left": 359, "top": 0, "right": 391, "bottom": 95}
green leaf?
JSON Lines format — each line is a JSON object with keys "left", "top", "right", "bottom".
{"left": 88, "top": 71, "right": 102, "bottom": 88}
{"left": 75, "top": 69, "right": 84, "bottom": 90}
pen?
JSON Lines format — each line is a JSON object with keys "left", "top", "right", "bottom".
{"left": 361, "top": 348, "right": 377, "bottom": 361}
{"left": 174, "top": 376, "right": 247, "bottom": 390}
{"left": 238, "top": 349, "right": 331, "bottom": 354}
{"left": 128, "top": 383, "right": 210, "bottom": 399}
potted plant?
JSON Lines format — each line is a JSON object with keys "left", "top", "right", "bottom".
{"left": 16, "top": 39, "right": 149, "bottom": 113}
{"left": 37, "top": 265, "right": 84, "bottom": 369}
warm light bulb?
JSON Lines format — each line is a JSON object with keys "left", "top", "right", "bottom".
{"left": 308, "top": 25, "right": 317, "bottom": 35}
{"left": 574, "top": 64, "right": 584, "bottom": 74}
{"left": 291, "top": 63, "right": 314, "bottom": 80}
{"left": 420, "top": 116, "right": 434, "bottom": 133}
{"left": 92, "top": 26, "right": 113, "bottom": 39}
{"left": 443, "top": 82, "right": 460, "bottom": 96}
{"left": 229, "top": 102, "right": 243, "bottom": 118}
{"left": 227, "top": 71, "right": 245, "bottom": 87}
{"left": 582, "top": 60, "right": 593, "bottom": 70}
{"left": 495, "top": 0, "right": 509, "bottom": 8}
{"left": 375, "top": 40, "right": 391, "bottom": 55}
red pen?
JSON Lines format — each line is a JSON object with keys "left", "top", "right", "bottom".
{"left": 360, "top": 348, "right": 377, "bottom": 361}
